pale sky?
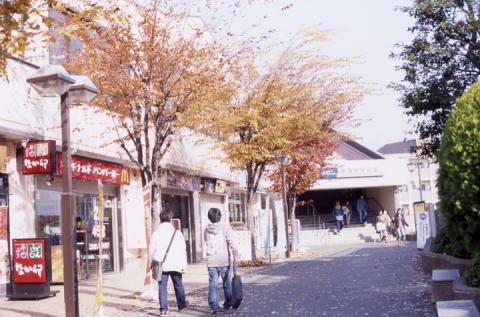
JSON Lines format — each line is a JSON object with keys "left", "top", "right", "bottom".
{"left": 202, "top": 0, "right": 416, "bottom": 151}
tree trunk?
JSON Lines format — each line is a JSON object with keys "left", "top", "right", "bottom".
{"left": 151, "top": 180, "right": 162, "bottom": 230}
{"left": 289, "top": 195, "right": 298, "bottom": 251}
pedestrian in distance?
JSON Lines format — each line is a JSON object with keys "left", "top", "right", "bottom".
{"left": 376, "top": 211, "right": 387, "bottom": 242}
{"left": 150, "top": 210, "right": 189, "bottom": 316}
{"left": 204, "top": 208, "right": 239, "bottom": 315}
{"left": 332, "top": 201, "right": 344, "bottom": 235}
{"left": 342, "top": 201, "right": 352, "bottom": 227}
{"left": 382, "top": 210, "right": 392, "bottom": 242}
{"left": 357, "top": 194, "right": 368, "bottom": 224}
{"left": 394, "top": 208, "right": 409, "bottom": 246}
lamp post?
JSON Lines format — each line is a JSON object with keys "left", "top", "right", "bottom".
{"left": 275, "top": 155, "right": 292, "bottom": 258}
{"left": 27, "top": 65, "right": 98, "bottom": 317}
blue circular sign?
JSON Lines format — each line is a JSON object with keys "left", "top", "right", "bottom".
{"left": 419, "top": 213, "right": 427, "bottom": 220}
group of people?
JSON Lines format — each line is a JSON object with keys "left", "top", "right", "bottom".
{"left": 331, "top": 194, "right": 368, "bottom": 235}
{"left": 375, "top": 208, "right": 409, "bottom": 245}
{"left": 150, "top": 208, "right": 238, "bottom": 316}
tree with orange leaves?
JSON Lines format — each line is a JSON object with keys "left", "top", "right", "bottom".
{"left": 195, "top": 29, "right": 366, "bottom": 251}
{"left": 66, "top": 0, "right": 234, "bottom": 227}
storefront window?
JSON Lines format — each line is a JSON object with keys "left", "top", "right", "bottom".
{"left": 35, "top": 190, "right": 116, "bottom": 277}
{"left": 228, "top": 192, "right": 245, "bottom": 223}
{"left": 36, "top": 190, "right": 62, "bottom": 245}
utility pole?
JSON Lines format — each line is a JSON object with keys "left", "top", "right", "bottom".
{"left": 280, "top": 161, "right": 290, "bottom": 258}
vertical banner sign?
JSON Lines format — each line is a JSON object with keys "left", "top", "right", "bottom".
{"left": 94, "top": 180, "right": 104, "bottom": 313}
{"left": 416, "top": 211, "right": 431, "bottom": 249}
{"left": 143, "top": 183, "right": 152, "bottom": 286}
{"left": 12, "top": 239, "right": 46, "bottom": 283}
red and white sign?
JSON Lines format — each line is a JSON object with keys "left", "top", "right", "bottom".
{"left": 56, "top": 154, "right": 130, "bottom": 185}
{"left": 12, "top": 239, "right": 46, "bottom": 284}
{"left": 22, "top": 141, "right": 56, "bottom": 174}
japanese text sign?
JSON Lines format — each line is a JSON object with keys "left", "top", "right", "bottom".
{"left": 56, "top": 154, "right": 130, "bottom": 185}
{"left": 13, "top": 239, "right": 46, "bottom": 284}
{"left": 22, "top": 141, "right": 56, "bottom": 174}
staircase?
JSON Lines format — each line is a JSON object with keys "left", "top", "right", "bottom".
{"left": 299, "top": 222, "right": 388, "bottom": 246}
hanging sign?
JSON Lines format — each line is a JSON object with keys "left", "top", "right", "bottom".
{"left": 56, "top": 154, "right": 130, "bottom": 185}
{"left": 22, "top": 141, "right": 56, "bottom": 174}
{"left": 12, "top": 239, "right": 46, "bottom": 284}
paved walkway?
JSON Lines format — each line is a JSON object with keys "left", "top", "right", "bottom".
{"left": 0, "top": 242, "right": 434, "bottom": 316}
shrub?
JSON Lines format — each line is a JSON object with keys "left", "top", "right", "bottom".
{"left": 464, "top": 253, "right": 480, "bottom": 288}
{"left": 433, "top": 228, "right": 469, "bottom": 259}
{"left": 438, "top": 82, "right": 480, "bottom": 258}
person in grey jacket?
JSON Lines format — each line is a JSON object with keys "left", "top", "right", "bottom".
{"left": 204, "top": 208, "right": 239, "bottom": 314}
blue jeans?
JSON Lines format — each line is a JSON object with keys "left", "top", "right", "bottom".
{"left": 208, "top": 266, "right": 232, "bottom": 311}
{"left": 397, "top": 225, "right": 406, "bottom": 241}
{"left": 158, "top": 271, "right": 186, "bottom": 311}
{"left": 345, "top": 213, "right": 351, "bottom": 225}
{"left": 359, "top": 209, "right": 367, "bottom": 223}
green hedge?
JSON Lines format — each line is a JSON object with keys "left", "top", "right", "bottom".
{"left": 438, "top": 82, "right": 480, "bottom": 259}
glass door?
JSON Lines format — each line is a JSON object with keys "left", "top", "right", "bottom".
{"left": 76, "top": 194, "right": 115, "bottom": 278}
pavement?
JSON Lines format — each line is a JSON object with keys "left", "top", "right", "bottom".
{"left": 0, "top": 242, "right": 434, "bottom": 317}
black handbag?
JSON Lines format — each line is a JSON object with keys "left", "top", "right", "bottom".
{"left": 231, "top": 263, "right": 243, "bottom": 309}
{"left": 229, "top": 244, "right": 243, "bottom": 309}
{"left": 151, "top": 230, "right": 177, "bottom": 282}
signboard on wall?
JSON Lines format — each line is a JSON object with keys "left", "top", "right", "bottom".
{"left": 22, "top": 141, "right": 56, "bottom": 174}
{"left": 55, "top": 154, "right": 130, "bottom": 185}
{"left": 12, "top": 239, "right": 47, "bottom": 284}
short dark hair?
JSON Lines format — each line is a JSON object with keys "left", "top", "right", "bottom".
{"left": 208, "top": 208, "right": 222, "bottom": 223}
{"left": 160, "top": 210, "right": 173, "bottom": 223}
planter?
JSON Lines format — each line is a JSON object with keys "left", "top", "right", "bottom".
{"left": 453, "top": 277, "right": 480, "bottom": 310}
{"left": 420, "top": 238, "right": 471, "bottom": 276}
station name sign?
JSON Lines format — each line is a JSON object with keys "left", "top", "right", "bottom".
{"left": 322, "top": 165, "right": 383, "bottom": 179}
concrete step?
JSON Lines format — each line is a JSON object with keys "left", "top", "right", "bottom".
{"left": 300, "top": 224, "right": 389, "bottom": 246}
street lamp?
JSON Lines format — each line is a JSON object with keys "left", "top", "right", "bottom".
{"left": 274, "top": 154, "right": 292, "bottom": 258}
{"left": 27, "top": 65, "right": 98, "bottom": 317}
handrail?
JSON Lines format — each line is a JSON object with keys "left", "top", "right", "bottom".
{"left": 367, "top": 196, "right": 384, "bottom": 212}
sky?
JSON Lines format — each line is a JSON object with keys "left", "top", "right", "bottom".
{"left": 203, "top": 0, "right": 416, "bottom": 152}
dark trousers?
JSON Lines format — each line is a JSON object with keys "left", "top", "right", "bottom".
{"left": 336, "top": 220, "right": 344, "bottom": 232}
{"left": 158, "top": 271, "right": 186, "bottom": 311}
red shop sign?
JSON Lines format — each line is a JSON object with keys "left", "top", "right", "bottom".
{"left": 22, "top": 141, "right": 56, "bottom": 174}
{"left": 56, "top": 153, "right": 130, "bottom": 185}
{"left": 12, "top": 239, "right": 46, "bottom": 284}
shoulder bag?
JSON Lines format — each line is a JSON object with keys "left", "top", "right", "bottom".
{"left": 151, "top": 230, "right": 177, "bottom": 282}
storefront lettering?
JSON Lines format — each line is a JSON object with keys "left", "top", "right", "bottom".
{"left": 56, "top": 154, "right": 130, "bottom": 185}
{"left": 15, "top": 263, "right": 43, "bottom": 278}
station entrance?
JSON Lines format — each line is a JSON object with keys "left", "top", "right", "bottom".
{"left": 296, "top": 186, "right": 396, "bottom": 228}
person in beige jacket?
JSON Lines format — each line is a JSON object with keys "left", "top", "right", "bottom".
{"left": 150, "top": 210, "right": 188, "bottom": 316}
{"left": 204, "top": 208, "right": 239, "bottom": 314}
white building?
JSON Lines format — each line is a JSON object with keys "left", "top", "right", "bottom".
{"left": 377, "top": 139, "right": 440, "bottom": 227}
{"left": 296, "top": 139, "right": 416, "bottom": 233}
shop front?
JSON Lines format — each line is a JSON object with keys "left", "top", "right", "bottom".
{"left": 160, "top": 170, "right": 199, "bottom": 263}
{"left": 22, "top": 141, "right": 130, "bottom": 280}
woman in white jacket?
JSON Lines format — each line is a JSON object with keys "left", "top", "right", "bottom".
{"left": 150, "top": 210, "right": 188, "bottom": 316}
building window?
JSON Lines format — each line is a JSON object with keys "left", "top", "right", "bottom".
{"left": 421, "top": 181, "right": 431, "bottom": 192}
{"left": 410, "top": 181, "right": 417, "bottom": 190}
{"left": 228, "top": 192, "right": 245, "bottom": 224}
{"left": 402, "top": 204, "right": 410, "bottom": 215}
